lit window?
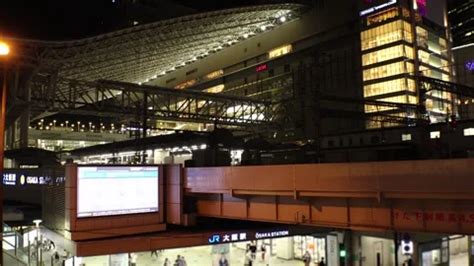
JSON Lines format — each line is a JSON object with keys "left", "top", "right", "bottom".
{"left": 362, "top": 45, "right": 413, "bottom": 66}
{"left": 174, "top": 79, "right": 196, "bottom": 90}
{"left": 364, "top": 78, "right": 415, "bottom": 97}
{"left": 204, "top": 84, "right": 225, "bottom": 93}
{"left": 402, "top": 133, "right": 412, "bottom": 141}
{"left": 365, "top": 95, "right": 416, "bottom": 113}
{"left": 268, "top": 44, "right": 292, "bottom": 59}
{"left": 205, "top": 70, "right": 224, "bottom": 80}
{"left": 464, "top": 128, "right": 474, "bottom": 136}
{"left": 361, "top": 20, "right": 412, "bottom": 50}
{"left": 363, "top": 61, "right": 414, "bottom": 81}
{"left": 430, "top": 131, "right": 440, "bottom": 139}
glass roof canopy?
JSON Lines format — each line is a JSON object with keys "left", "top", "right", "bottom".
{"left": 12, "top": 4, "right": 306, "bottom": 85}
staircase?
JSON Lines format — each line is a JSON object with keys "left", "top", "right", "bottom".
{"left": 2, "top": 223, "right": 31, "bottom": 266}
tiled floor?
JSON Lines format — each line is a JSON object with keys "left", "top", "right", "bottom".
{"left": 80, "top": 244, "right": 311, "bottom": 266}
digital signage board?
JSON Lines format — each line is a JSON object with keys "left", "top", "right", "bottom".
{"left": 77, "top": 166, "right": 159, "bottom": 218}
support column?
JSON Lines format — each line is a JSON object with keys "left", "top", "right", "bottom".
{"left": 19, "top": 109, "right": 30, "bottom": 148}
{"left": 394, "top": 232, "right": 399, "bottom": 266}
{"left": 5, "top": 119, "right": 14, "bottom": 150}
{"left": 344, "top": 230, "right": 352, "bottom": 266}
{"left": 0, "top": 60, "right": 8, "bottom": 266}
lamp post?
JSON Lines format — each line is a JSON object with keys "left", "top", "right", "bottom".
{"left": 0, "top": 40, "right": 10, "bottom": 266}
{"left": 33, "top": 219, "right": 42, "bottom": 266}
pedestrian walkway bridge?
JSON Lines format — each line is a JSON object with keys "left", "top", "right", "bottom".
{"left": 183, "top": 158, "right": 474, "bottom": 235}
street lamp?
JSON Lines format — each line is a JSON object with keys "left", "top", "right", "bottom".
{"left": 33, "top": 219, "right": 42, "bottom": 265}
{"left": 0, "top": 42, "right": 9, "bottom": 56}
{"left": 0, "top": 39, "right": 10, "bottom": 266}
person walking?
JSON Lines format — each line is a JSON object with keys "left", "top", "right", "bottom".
{"left": 260, "top": 244, "right": 267, "bottom": 262}
{"left": 319, "top": 257, "right": 325, "bottom": 266}
{"left": 249, "top": 241, "right": 257, "bottom": 261}
{"left": 177, "top": 255, "right": 187, "bottom": 266}
{"left": 129, "top": 253, "right": 138, "bottom": 266}
{"left": 218, "top": 255, "right": 229, "bottom": 266}
{"left": 163, "top": 258, "right": 171, "bottom": 266}
{"left": 244, "top": 250, "right": 253, "bottom": 266}
{"left": 302, "top": 251, "right": 311, "bottom": 266}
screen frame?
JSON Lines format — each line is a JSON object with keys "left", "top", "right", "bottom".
{"left": 76, "top": 165, "right": 161, "bottom": 219}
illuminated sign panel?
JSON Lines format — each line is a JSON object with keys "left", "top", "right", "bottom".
{"left": 255, "top": 230, "right": 289, "bottom": 239}
{"left": 2, "top": 172, "right": 54, "bottom": 186}
{"left": 360, "top": 0, "right": 397, "bottom": 16}
{"left": 207, "top": 230, "right": 290, "bottom": 244}
{"left": 77, "top": 166, "right": 159, "bottom": 218}
{"left": 466, "top": 60, "right": 474, "bottom": 72}
{"left": 416, "top": 0, "right": 427, "bottom": 16}
{"left": 2, "top": 173, "right": 16, "bottom": 186}
{"left": 256, "top": 64, "right": 268, "bottom": 72}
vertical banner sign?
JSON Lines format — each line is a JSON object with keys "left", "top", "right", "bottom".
{"left": 417, "top": 0, "right": 427, "bottom": 16}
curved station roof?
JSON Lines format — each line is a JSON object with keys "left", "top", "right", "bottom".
{"left": 11, "top": 4, "right": 306, "bottom": 84}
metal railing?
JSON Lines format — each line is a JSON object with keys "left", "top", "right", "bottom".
{"left": 2, "top": 225, "right": 30, "bottom": 266}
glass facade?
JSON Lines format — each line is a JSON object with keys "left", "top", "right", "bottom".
{"left": 362, "top": 45, "right": 414, "bottom": 65}
{"left": 360, "top": 3, "right": 454, "bottom": 128}
{"left": 365, "top": 95, "right": 417, "bottom": 113}
{"left": 364, "top": 78, "right": 416, "bottom": 98}
{"left": 361, "top": 20, "right": 412, "bottom": 51}
{"left": 363, "top": 61, "right": 414, "bottom": 81}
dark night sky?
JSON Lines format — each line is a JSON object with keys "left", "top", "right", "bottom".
{"left": 0, "top": 0, "right": 276, "bottom": 40}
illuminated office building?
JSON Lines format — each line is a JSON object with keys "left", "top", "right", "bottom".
{"left": 360, "top": 0, "right": 454, "bottom": 128}
{"left": 448, "top": 0, "right": 474, "bottom": 47}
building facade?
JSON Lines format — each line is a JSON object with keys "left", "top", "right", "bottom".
{"left": 360, "top": 0, "right": 454, "bottom": 128}
{"left": 448, "top": 0, "right": 474, "bottom": 47}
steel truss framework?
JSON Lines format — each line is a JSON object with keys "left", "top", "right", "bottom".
{"left": 27, "top": 75, "right": 460, "bottom": 128}
{"left": 29, "top": 78, "right": 274, "bottom": 126}
{"left": 419, "top": 76, "right": 474, "bottom": 98}
{"left": 8, "top": 4, "right": 305, "bottom": 84}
